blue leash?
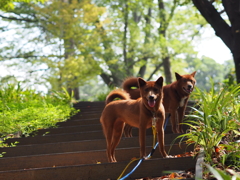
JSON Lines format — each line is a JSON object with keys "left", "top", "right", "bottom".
{"left": 119, "top": 114, "right": 170, "bottom": 180}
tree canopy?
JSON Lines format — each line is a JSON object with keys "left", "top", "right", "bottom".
{"left": 0, "top": 0, "right": 237, "bottom": 99}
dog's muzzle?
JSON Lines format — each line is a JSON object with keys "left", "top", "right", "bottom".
{"left": 183, "top": 85, "right": 193, "bottom": 94}
{"left": 148, "top": 96, "right": 156, "bottom": 107}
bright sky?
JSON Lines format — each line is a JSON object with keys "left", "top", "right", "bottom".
{"left": 195, "top": 27, "right": 232, "bottom": 64}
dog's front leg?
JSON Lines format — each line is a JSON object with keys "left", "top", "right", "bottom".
{"left": 156, "top": 117, "right": 168, "bottom": 158}
{"left": 139, "top": 120, "right": 147, "bottom": 158}
{"left": 169, "top": 109, "right": 179, "bottom": 133}
{"left": 177, "top": 105, "right": 186, "bottom": 133}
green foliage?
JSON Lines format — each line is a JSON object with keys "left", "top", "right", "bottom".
{"left": 204, "top": 163, "right": 240, "bottom": 180}
{"left": 223, "top": 66, "right": 237, "bottom": 87}
{"left": 0, "top": 0, "right": 106, "bottom": 93}
{"left": 0, "top": 0, "right": 207, "bottom": 91}
{"left": 95, "top": 86, "right": 115, "bottom": 101}
{"left": 0, "top": 0, "right": 45, "bottom": 11}
{"left": 33, "top": 0, "right": 105, "bottom": 91}
{"left": 0, "top": 83, "right": 78, "bottom": 143}
{"left": 178, "top": 83, "right": 240, "bottom": 165}
{"left": 186, "top": 56, "right": 234, "bottom": 90}
{"left": 220, "top": 142, "right": 240, "bottom": 170}
{"left": 77, "top": 77, "right": 109, "bottom": 101}
{"left": 96, "top": 92, "right": 108, "bottom": 102}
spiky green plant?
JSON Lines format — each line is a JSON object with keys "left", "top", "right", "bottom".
{"left": 178, "top": 83, "right": 240, "bottom": 164}
{"left": 203, "top": 163, "right": 240, "bottom": 180}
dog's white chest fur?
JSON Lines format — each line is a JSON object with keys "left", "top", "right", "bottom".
{"left": 179, "top": 96, "right": 187, "bottom": 107}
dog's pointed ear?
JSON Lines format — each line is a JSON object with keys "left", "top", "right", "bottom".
{"left": 175, "top": 72, "right": 182, "bottom": 80}
{"left": 156, "top": 76, "right": 163, "bottom": 87}
{"left": 138, "top": 77, "right": 146, "bottom": 87}
{"left": 191, "top": 71, "right": 196, "bottom": 77}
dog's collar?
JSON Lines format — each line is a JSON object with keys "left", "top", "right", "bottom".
{"left": 151, "top": 111, "right": 158, "bottom": 126}
{"left": 151, "top": 111, "right": 156, "bottom": 118}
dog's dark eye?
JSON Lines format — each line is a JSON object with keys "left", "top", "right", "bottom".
{"left": 190, "top": 80, "right": 195, "bottom": 84}
{"left": 153, "top": 88, "right": 158, "bottom": 92}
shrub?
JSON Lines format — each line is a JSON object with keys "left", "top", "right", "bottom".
{"left": 178, "top": 83, "right": 240, "bottom": 169}
{"left": 0, "top": 84, "right": 78, "bottom": 145}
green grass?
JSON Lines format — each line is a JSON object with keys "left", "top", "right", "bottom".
{"left": 0, "top": 84, "right": 78, "bottom": 147}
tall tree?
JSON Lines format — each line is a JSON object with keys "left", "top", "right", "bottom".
{"left": 192, "top": 0, "right": 240, "bottom": 83}
{"left": 96, "top": 0, "right": 205, "bottom": 86}
{"left": 0, "top": 0, "right": 105, "bottom": 99}
{"left": 158, "top": 0, "right": 177, "bottom": 83}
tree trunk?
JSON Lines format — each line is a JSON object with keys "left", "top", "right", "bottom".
{"left": 67, "top": 87, "right": 80, "bottom": 100}
{"left": 223, "top": 0, "right": 240, "bottom": 84}
{"left": 162, "top": 56, "right": 172, "bottom": 84}
{"left": 192, "top": 0, "right": 240, "bottom": 83}
{"left": 137, "top": 7, "right": 152, "bottom": 78}
{"left": 123, "top": 0, "right": 129, "bottom": 75}
{"left": 60, "top": 0, "right": 81, "bottom": 99}
{"left": 158, "top": 0, "right": 172, "bottom": 84}
{"left": 233, "top": 55, "right": 240, "bottom": 84}
{"left": 123, "top": 1, "right": 137, "bottom": 78}
{"left": 64, "top": 37, "right": 80, "bottom": 99}
{"left": 147, "top": 63, "right": 163, "bottom": 81}
{"left": 138, "top": 65, "right": 147, "bottom": 78}
{"left": 96, "top": 19, "right": 126, "bottom": 87}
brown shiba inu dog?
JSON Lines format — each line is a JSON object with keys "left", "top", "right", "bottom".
{"left": 163, "top": 71, "right": 196, "bottom": 133}
{"left": 123, "top": 71, "right": 197, "bottom": 135}
{"left": 100, "top": 77, "right": 168, "bottom": 162}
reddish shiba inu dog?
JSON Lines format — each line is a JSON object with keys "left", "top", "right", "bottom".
{"left": 100, "top": 77, "right": 168, "bottom": 162}
{"left": 123, "top": 71, "right": 197, "bottom": 135}
{"left": 163, "top": 71, "right": 196, "bottom": 133}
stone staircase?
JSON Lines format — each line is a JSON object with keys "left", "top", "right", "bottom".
{"left": 0, "top": 101, "right": 197, "bottom": 180}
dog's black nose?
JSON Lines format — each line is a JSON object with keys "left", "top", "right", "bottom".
{"left": 149, "top": 95, "right": 154, "bottom": 100}
{"left": 188, "top": 85, "right": 192, "bottom": 89}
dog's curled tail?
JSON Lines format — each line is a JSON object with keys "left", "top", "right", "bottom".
{"left": 105, "top": 89, "right": 130, "bottom": 104}
{"left": 122, "top": 77, "right": 140, "bottom": 99}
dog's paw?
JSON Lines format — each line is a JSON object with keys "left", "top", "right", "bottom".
{"left": 164, "top": 155, "right": 174, "bottom": 158}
